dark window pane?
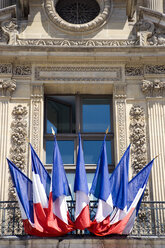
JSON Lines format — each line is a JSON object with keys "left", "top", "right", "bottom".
{"left": 82, "top": 99, "right": 111, "bottom": 132}
{"left": 46, "top": 96, "right": 75, "bottom": 133}
{"left": 46, "top": 140, "right": 74, "bottom": 164}
{"left": 83, "top": 140, "right": 112, "bottom": 164}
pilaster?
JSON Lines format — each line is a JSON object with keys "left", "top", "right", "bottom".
{"left": 113, "top": 84, "right": 127, "bottom": 163}
{"left": 141, "top": 79, "right": 165, "bottom": 201}
{"left": 147, "top": 0, "right": 163, "bottom": 13}
{"left": 30, "top": 84, "right": 44, "bottom": 162}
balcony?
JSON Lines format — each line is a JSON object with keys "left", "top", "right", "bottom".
{"left": 0, "top": 201, "right": 165, "bottom": 237}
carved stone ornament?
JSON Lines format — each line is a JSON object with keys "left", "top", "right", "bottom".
{"left": 135, "top": 19, "right": 155, "bottom": 46}
{"left": 114, "top": 85, "right": 127, "bottom": 158}
{"left": 129, "top": 105, "right": 147, "bottom": 178}
{"left": 9, "top": 105, "right": 28, "bottom": 201}
{"left": 0, "top": 79, "right": 16, "bottom": 96}
{"left": 0, "top": 64, "right": 12, "bottom": 74}
{"left": 141, "top": 79, "right": 165, "bottom": 97}
{"left": 31, "top": 85, "right": 43, "bottom": 155}
{"left": 44, "top": 0, "right": 112, "bottom": 33}
{"left": 125, "top": 66, "right": 144, "bottom": 76}
{"left": 16, "top": 38, "right": 139, "bottom": 47}
{"left": 1, "top": 19, "right": 18, "bottom": 45}
{"left": 13, "top": 65, "right": 31, "bottom": 76}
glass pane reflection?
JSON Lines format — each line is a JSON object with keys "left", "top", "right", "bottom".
{"left": 82, "top": 99, "right": 111, "bottom": 132}
{"left": 83, "top": 140, "right": 112, "bottom": 164}
{"left": 46, "top": 140, "right": 74, "bottom": 164}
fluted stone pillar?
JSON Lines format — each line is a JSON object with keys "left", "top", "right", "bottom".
{"left": 147, "top": 0, "right": 163, "bottom": 13}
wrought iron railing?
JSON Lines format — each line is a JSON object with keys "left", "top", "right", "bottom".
{"left": 0, "top": 201, "right": 165, "bottom": 237}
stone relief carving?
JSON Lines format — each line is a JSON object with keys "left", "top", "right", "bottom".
{"left": 145, "top": 65, "right": 165, "bottom": 74}
{"left": 129, "top": 105, "right": 148, "bottom": 181}
{"left": 0, "top": 79, "right": 16, "bottom": 96}
{"left": 129, "top": 105, "right": 151, "bottom": 225}
{"left": 125, "top": 66, "right": 144, "bottom": 76}
{"left": 126, "top": 65, "right": 165, "bottom": 76}
{"left": 16, "top": 38, "right": 139, "bottom": 47}
{"left": 134, "top": 19, "right": 155, "bottom": 46}
{"left": 13, "top": 65, "right": 31, "bottom": 76}
{"left": 44, "top": 0, "right": 112, "bottom": 33}
{"left": 9, "top": 105, "right": 28, "bottom": 201}
{"left": 0, "top": 64, "right": 12, "bottom": 74}
{"left": 114, "top": 85, "right": 127, "bottom": 158}
{"left": 1, "top": 19, "right": 18, "bottom": 45}
{"left": 31, "top": 85, "right": 43, "bottom": 155}
{"left": 141, "top": 79, "right": 165, "bottom": 97}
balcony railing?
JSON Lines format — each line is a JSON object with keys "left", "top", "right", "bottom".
{"left": 0, "top": 201, "right": 165, "bottom": 237}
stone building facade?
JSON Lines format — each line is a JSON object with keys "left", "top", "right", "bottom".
{"left": 0, "top": 0, "right": 164, "bottom": 206}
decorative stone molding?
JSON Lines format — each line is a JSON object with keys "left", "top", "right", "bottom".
{"left": 0, "top": 79, "right": 16, "bottom": 96}
{"left": 141, "top": 79, "right": 165, "bottom": 97}
{"left": 125, "top": 65, "right": 165, "bottom": 76}
{"left": 145, "top": 65, "right": 165, "bottom": 74}
{"left": 129, "top": 105, "right": 147, "bottom": 177}
{"left": 9, "top": 105, "right": 28, "bottom": 201}
{"left": 16, "top": 38, "right": 139, "bottom": 47}
{"left": 31, "top": 85, "right": 43, "bottom": 156}
{"left": 35, "top": 66, "right": 122, "bottom": 81}
{"left": 0, "top": 64, "right": 12, "bottom": 74}
{"left": 13, "top": 65, "right": 31, "bottom": 76}
{"left": 114, "top": 85, "right": 127, "bottom": 99}
{"left": 44, "top": 0, "right": 112, "bottom": 34}
{"left": 114, "top": 85, "right": 127, "bottom": 159}
{"left": 125, "top": 66, "right": 144, "bottom": 76}
{"left": 1, "top": 19, "right": 18, "bottom": 45}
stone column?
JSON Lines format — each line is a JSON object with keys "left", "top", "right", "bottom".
{"left": 147, "top": 0, "right": 163, "bottom": 13}
{"left": 141, "top": 79, "right": 165, "bottom": 202}
{"left": 0, "top": 78, "right": 16, "bottom": 201}
{"left": 0, "top": 98, "right": 10, "bottom": 201}
{"left": 113, "top": 84, "right": 127, "bottom": 163}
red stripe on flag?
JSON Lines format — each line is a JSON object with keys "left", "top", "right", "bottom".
{"left": 75, "top": 205, "right": 91, "bottom": 230}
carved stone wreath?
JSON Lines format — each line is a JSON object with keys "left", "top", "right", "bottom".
{"left": 44, "top": 0, "right": 112, "bottom": 33}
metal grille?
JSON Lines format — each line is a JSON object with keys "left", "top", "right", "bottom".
{"left": 0, "top": 201, "right": 165, "bottom": 237}
{"left": 56, "top": 0, "right": 100, "bottom": 24}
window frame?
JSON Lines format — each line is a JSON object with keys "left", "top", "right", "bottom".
{"left": 44, "top": 94, "right": 114, "bottom": 173}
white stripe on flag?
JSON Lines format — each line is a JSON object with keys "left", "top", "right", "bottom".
{"left": 75, "top": 191, "right": 89, "bottom": 219}
{"left": 95, "top": 194, "right": 113, "bottom": 223}
{"left": 52, "top": 195, "right": 68, "bottom": 224}
{"left": 32, "top": 172, "right": 48, "bottom": 208}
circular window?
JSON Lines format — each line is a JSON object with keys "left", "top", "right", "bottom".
{"left": 56, "top": 0, "right": 100, "bottom": 24}
{"left": 44, "top": 0, "right": 112, "bottom": 33}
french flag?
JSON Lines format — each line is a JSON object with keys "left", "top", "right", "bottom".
{"left": 88, "top": 135, "right": 113, "bottom": 235}
{"left": 88, "top": 143, "right": 130, "bottom": 236}
{"left": 30, "top": 144, "right": 51, "bottom": 232}
{"left": 74, "top": 134, "right": 91, "bottom": 230}
{"left": 7, "top": 159, "right": 48, "bottom": 236}
{"left": 109, "top": 144, "right": 130, "bottom": 225}
{"left": 121, "top": 159, "right": 155, "bottom": 235}
{"left": 46, "top": 136, "right": 75, "bottom": 235}
{"left": 100, "top": 159, "right": 155, "bottom": 236}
